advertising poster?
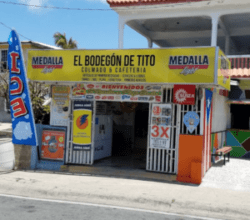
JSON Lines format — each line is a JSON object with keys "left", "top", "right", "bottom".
{"left": 73, "top": 101, "right": 92, "bottom": 150}
{"left": 173, "top": 85, "right": 196, "bottom": 105}
{"left": 150, "top": 104, "right": 172, "bottom": 149}
{"left": 28, "top": 47, "right": 226, "bottom": 88}
{"left": 8, "top": 30, "right": 38, "bottom": 146}
{"left": 41, "top": 130, "right": 66, "bottom": 161}
{"left": 50, "top": 86, "right": 70, "bottom": 126}
{"left": 72, "top": 83, "right": 162, "bottom": 103}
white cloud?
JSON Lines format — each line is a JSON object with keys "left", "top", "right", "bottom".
{"left": 13, "top": 121, "right": 33, "bottom": 140}
{"left": 86, "top": 0, "right": 108, "bottom": 4}
{"left": 22, "top": 93, "right": 26, "bottom": 99}
{"left": 18, "top": 0, "right": 51, "bottom": 13}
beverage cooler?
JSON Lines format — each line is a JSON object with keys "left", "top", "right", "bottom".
{"left": 94, "top": 115, "right": 113, "bottom": 161}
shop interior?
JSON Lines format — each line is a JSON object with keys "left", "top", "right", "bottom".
{"left": 229, "top": 85, "right": 250, "bottom": 130}
{"left": 93, "top": 101, "right": 149, "bottom": 170}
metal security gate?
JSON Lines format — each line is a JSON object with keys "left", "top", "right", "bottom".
{"left": 146, "top": 88, "right": 181, "bottom": 174}
{"left": 66, "top": 100, "right": 96, "bottom": 165}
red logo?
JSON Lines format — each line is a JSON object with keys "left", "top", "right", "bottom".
{"left": 155, "top": 96, "right": 161, "bottom": 102}
{"left": 87, "top": 84, "right": 94, "bottom": 89}
{"left": 153, "top": 106, "right": 161, "bottom": 115}
{"left": 95, "top": 96, "right": 100, "bottom": 100}
{"left": 130, "top": 97, "right": 138, "bottom": 101}
{"left": 102, "top": 96, "right": 107, "bottom": 100}
{"left": 108, "top": 96, "right": 114, "bottom": 100}
{"left": 173, "top": 85, "right": 195, "bottom": 105}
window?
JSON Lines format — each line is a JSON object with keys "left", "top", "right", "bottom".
{"left": 0, "top": 50, "right": 8, "bottom": 72}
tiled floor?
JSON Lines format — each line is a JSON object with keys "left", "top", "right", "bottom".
{"left": 94, "top": 148, "right": 147, "bottom": 170}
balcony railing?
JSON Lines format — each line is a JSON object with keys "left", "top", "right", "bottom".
{"left": 227, "top": 55, "right": 250, "bottom": 78}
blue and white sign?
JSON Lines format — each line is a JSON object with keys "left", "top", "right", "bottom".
{"left": 183, "top": 111, "right": 200, "bottom": 133}
{"left": 205, "top": 89, "right": 213, "bottom": 123}
{"left": 8, "top": 30, "right": 38, "bottom": 146}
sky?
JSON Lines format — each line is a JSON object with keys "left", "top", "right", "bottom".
{"left": 0, "top": 0, "right": 150, "bottom": 49}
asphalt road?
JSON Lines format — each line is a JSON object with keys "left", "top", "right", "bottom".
{"left": 0, "top": 195, "right": 219, "bottom": 220}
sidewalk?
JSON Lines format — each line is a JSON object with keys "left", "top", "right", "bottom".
{"left": 0, "top": 123, "right": 12, "bottom": 138}
{"left": 0, "top": 170, "right": 249, "bottom": 220}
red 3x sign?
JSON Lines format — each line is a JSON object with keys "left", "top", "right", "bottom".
{"left": 151, "top": 125, "right": 170, "bottom": 138}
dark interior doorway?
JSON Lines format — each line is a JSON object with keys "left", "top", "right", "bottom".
{"left": 95, "top": 102, "right": 149, "bottom": 169}
{"left": 231, "top": 104, "right": 250, "bottom": 129}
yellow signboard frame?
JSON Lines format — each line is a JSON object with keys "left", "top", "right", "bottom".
{"left": 27, "top": 47, "right": 230, "bottom": 90}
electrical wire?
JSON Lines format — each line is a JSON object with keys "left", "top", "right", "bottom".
{"left": 0, "top": 21, "right": 32, "bottom": 41}
{"left": 0, "top": 0, "right": 113, "bottom": 11}
{"left": 0, "top": 0, "right": 193, "bottom": 11}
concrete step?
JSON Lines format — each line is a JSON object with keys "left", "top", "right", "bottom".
{"left": 60, "top": 165, "right": 177, "bottom": 183}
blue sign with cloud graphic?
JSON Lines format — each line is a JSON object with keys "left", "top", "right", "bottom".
{"left": 8, "top": 30, "right": 37, "bottom": 146}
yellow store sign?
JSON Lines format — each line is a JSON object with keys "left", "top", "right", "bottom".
{"left": 27, "top": 47, "right": 230, "bottom": 90}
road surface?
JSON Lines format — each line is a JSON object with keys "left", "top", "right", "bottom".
{"left": 0, "top": 195, "right": 220, "bottom": 220}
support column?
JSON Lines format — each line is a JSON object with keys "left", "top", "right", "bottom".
{"left": 225, "top": 35, "right": 230, "bottom": 55}
{"left": 147, "top": 38, "right": 153, "bottom": 48}
{"left": 118, "top": 18, "right": 125, "bottom": 49}
{"left": 211, "top": 15, "right": 219, "bottom": 47}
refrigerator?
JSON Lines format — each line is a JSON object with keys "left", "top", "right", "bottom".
{"left": 94, "top": 115, "right": 113, "bottom": 161}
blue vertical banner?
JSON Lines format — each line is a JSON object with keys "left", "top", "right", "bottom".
{"left": 205, "top": 89, "right": 213, "bottom": 123}
{"left": 8, "top": 30, "right": 38, "bottom": 146}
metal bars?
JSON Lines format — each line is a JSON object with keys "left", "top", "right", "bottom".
{"left": 146, "top": 87, "right": 180, "bottom": 174}
{"left": 179, "top": 89, "right": 202, "bottom": 135}
{"left": 66, "top": 100, "right": 94, "bottom": 165}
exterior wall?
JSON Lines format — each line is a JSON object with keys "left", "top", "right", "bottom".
{"left": 14, "top": 144, "right": 32, "bottom": 170}
{"left": 227, "top": 129, "right": 250, "bottom": 158}
{"left": 211, "top": 92, "right": 230, "bottom": 133}
{"left": 211, "top": 131, "right": 227, "bottom": 163}
{"left": 30, "top": 124, "right": 65, "bottom": 171}
{"left": 177, "top": 134, "right": 203, "bottom": 184}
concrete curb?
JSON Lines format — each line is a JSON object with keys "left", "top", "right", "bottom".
{"left": 0, "top": 171, "right": 249, "bottom": 220}
{"left": 0, "top": 131, "right": 12, "bottom": 138}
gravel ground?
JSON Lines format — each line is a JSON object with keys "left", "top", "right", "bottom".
{"left": 200, "top": 158, "right": 250, "bottom": 192}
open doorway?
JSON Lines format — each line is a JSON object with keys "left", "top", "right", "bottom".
{"left": 94, "top": 101, "right": 149, "bottom": 170}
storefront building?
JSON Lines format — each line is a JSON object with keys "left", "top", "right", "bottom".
{"left": 10, "top": 0, "right": 250, "bottom": 184}
{"left": 26, "top": 46, "right": 230, "bottom": 184}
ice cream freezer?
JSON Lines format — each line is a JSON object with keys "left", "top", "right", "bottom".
{"left": 94, "top": 115, "right": 113, "bottom": 161}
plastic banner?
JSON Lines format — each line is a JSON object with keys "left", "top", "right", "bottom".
{"left": 72, "top": 101, "right": 92, "bottom": 150}
{"left": 50, "top": 86, "right": 70, "bottom": 126}
{"left": 72, "top": 83, "right": 162, "bottom": 103}
{"left": 150, "top": 104, "right": 172, "bottom": 149}
{"left": 28, "top": 47, "right": 217, "bottom": 85}
{"left": 8, "top": 30, "right": 37, "bottom": 146}
{"left": 205, "top": 89, "right": 213, "bottom": 123}
{"left": 41, "top": 129, "right": 66, "bottom": 161}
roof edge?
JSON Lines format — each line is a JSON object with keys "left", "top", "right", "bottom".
{"left": 107, "top": 0, "right": 206, "bottom": 7}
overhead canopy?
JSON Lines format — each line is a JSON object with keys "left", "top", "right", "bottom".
{"left": 109, "top": 0, "right": 250, "bottom": 55}
{"left": 27, "top": 46, "right": 230, "bottom": 90}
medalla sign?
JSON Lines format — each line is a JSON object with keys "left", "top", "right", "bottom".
{"left": 27, "top": 47, "right": 229, "bottom": 90}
